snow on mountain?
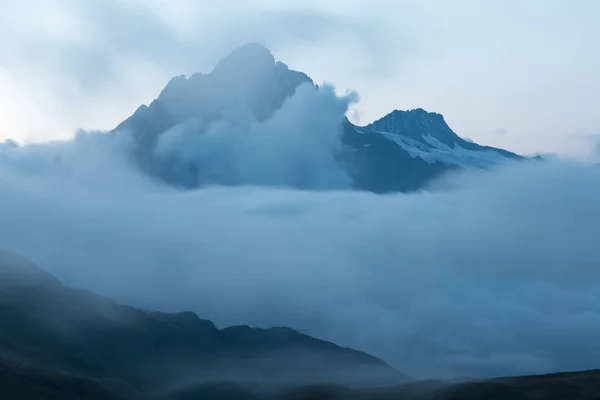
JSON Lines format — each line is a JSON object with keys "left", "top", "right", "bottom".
{"left": 356, "top": 109, "right": 522, "bottom": 169}
{"left": 371, "top": 129, "right": 512, "bottom": 168}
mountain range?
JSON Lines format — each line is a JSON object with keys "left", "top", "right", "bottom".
{"left": 112, "top": 43, "right": 532, "bottom": 193}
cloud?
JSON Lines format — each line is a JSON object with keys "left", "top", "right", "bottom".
{"left": 0, "top": 0, "right": 391, "bottom": 100}
{"left": 1, "top": 92, "right": 600, "bottom": 380}
{"left": 563, "top": 133, "right": 600, "bottom": 161}
{"left": 152, "top": 83, "right": 355, "bottom": 189}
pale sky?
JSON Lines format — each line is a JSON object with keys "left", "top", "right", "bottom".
{"left": 1, "top": 0, "right": 599, "bottom": 158}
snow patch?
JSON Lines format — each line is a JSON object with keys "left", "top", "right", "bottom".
{"left": 373, "top": 130, "right": 514, "bottom": 168}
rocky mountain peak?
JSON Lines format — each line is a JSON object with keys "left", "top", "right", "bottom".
{"left": 212, "top": 42, "right": 276, "bottom": 78}
{"left": 367, "top": 108, "right": 459, "bottom": 147}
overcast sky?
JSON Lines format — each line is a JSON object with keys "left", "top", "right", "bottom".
{"left": 1, "top": 0, "right": 599, "bottom": 158}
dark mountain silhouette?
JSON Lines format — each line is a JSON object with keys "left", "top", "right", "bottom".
{"left": 112, "top": 43, "right": 527, "bottom": 193}
{"left": 0, "top": 251, "right": 405, "bottom": 399}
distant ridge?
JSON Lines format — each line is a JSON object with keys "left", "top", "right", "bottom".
{"left": 0, "top": 251, "right": 407, "bottom": 399}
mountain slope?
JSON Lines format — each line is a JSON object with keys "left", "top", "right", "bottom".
{"left": 112, "top": 43, "right": 524, "bottom": 193}
{"left": 0, "top": 359, "right": 125, "bottom": 400}
{"left": 270, "top": 369, "right": 600, "bottom": 400}
{"left": 340, "top": 120, "right": 453, "bottom": 193}
{"left": 362, "top": 108, "right": 522, "bottom": 168}
{"left": 341, "top": 109, "right": 522, "bottom": 192}
{"left": 0, "top": 251, "right": 406, "bottom": 398}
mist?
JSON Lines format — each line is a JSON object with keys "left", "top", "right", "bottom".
{"left": 151, "top": 82, "right": 355, "bottom": 189}
{"left": 1, "top": 78, "right": 600, "bottom": 381}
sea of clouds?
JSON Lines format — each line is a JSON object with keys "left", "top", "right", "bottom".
{"left": 1, "top": 82, "right": 600, "bottom": 379}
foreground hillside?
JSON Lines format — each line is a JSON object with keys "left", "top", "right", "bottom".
{"left": 270, "top": 370, "right": 600, "bottom": 400}
{"left": 3, "top": 354, "right": 599, "bottom": 400}
{"left": 0, "top": 251, "right": 404, "bottom": 399}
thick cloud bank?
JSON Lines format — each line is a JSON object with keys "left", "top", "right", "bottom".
{"left": 1, "top": 87, "right": 600, "bottom": 380}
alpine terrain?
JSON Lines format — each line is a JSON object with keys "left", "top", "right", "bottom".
{"left": 113, "top": 43, "right": 528, "bottom": 193}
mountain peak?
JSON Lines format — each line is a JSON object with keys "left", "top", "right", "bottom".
{"left": 117, "top": 42, "right": 312, "bottom": 140}
{"left": 401, "top": 108, "right": 442, "bottom": 117}
{"left": 383, "top": 108, "right": 446, "bottom": 124}
{"left": 367, "top": 108, "right": 458, "bottom": 146}
{"left": 212, "top": 42, "right": 275, "bottom": 77}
